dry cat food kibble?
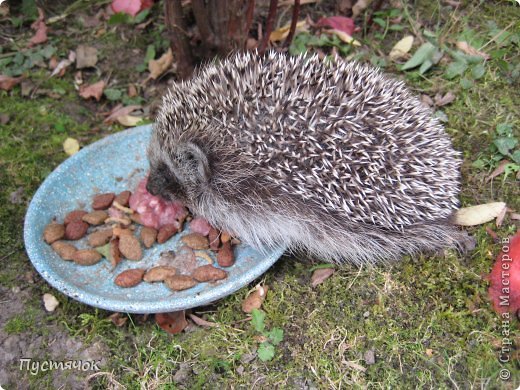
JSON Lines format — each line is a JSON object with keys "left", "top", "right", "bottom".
{"left": 42, "top": 177, "right": 236, "bottom": 293}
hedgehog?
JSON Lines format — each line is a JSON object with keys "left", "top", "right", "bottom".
{"left": 146, "top": 50, "right": 468, "bottom": 265}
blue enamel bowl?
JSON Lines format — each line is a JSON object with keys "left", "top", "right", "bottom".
{"left": 24, "top": 124, "right": 285, "bottom": 314}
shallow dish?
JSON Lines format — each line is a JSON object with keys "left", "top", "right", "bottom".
{"left": 24, "top": 124, "right": 285, "bottom": 314}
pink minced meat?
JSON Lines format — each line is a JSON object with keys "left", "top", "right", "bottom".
{"left": 189, "top": 216, "right": 211, "bottom": 236}
{"left": 129, "top": 177, "right": 188, "bottom": 230}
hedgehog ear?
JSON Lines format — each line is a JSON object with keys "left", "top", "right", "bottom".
{"left": 185, "top": 142, "right": 211, "bottom": 182}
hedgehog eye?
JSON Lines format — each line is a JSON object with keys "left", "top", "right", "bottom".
{"left": 185, "top": 152, "right": 195, "bottom": 161}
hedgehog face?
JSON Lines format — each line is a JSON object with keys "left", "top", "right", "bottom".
{"left": 146, "top": 133, "right": 210, "bottom": 206}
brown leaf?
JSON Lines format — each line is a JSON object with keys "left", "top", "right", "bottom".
{"left": 434, "top": 91, "right": 455, "bottom": 107}
{"left": 311, "top": 267, "right": 335, "bottom": 287}
{"left": 0, "top": 75, "right": 23, "bottom": 91}
{"left": 242, "top": 284, "right": 268, "bottom": 313}
{"left": 155, "top": 311, "right": 188, "bottom": 334}
{"left": 104, "top": 105, "right": 142, "bottom": 124}
{"left": 108, "top": 312, "right": 128, "bottom": 327}
{"left": 188, "top": 313, "right": 218, "bottom": 328}
{"left": 148, "top": 49, "right": 173, "bottom": 80}
{"left": 79, "top": 80, "right": 105, "bottom": 101}
{"left": 352, "top": 0, "right": 374, "bottom": 17}
{"left": 28, "top": 8, "right": 48, "bottom": 47}
{"left": 127, "top": 84, "right": 137, "bottom": 97}
{"left": 456, "top": 41, "right": 489, "bottom": 60}
{"left": 75, "top": 45, "right": 98, "bottom": 69}
{"left": 496, "top": 205, "right": 507, "bottom": 227}
{"left": 486, "top": 160, "right": 510, "bottom": 183}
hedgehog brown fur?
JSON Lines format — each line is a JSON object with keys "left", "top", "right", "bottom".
{"left": 146, "top": 51, "right": 468, "bottom": 265}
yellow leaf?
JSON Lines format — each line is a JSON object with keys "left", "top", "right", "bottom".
{"left": 453, "top": 202, "right": 507, "bottom": 226}
{"left": 63, "top": 137, "right": 79, "bottom": 156}
{"left": 270, "top": 20, "right": 308, "bottom": 42}
{"left": 148, "top": 48, "right": 173, "bottom": 80}
{"left": 389, "top": 35, "right": 414, "bottom": 61}
{"left": 326, "top": 29, "right": 361, "bottom": 46}
{"left": 116, "top": 115, "right": 143, "bottom": 127}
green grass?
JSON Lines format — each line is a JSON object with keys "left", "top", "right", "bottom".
{"left": 0, "top": 0, "right": 519, "bottom": 388}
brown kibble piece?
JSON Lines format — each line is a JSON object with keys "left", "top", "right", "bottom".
{"left": 110, "top": 237, "right": 121, "bottom": 268}
{"left": 208, "top": 227, "right": 220, "bottom": 251}
{"left": 51, "top": 241, "right": 77, "bottom": 260}
{"left": 130, "top": 213, "right": 142, "bottom": 225}
{"left": 192, "top": 264, "right": 227, "bottom": 282}
{"left": 164, "top": 275, "right": 198, "bottom": 291}
{"left": 216, "top": 241, "right": 235, "bottom": 267}
{"left": 64, "top": 210, "right": 88, "bottom": 225}
{"left": 87, "top": 229, "right": 113, "bottom": 247}
{"left": 112, "top": 226, "right": 133, "bottom": 237}
{"left": 114, "top": 190, "right": 131, "bottom": 207}
{"left": 82, "top": 210, "right": 108, "bottom": 225}
{"left": 140, "top": 226, "right": 157, "bottom": 248}
{"left": 115, "top": 268, "right": 145, "bottom": 288}
{"left": 221, "top": 231, "right": 232, "bottom": 243}
{"left": 64, "top": 220, "right": 89, "bottom": 240}
{"left": 181, "top": 233, "right": 209, "bottom": 250}
{"left": 143, "top": 266, "right": 177, "bottom": 282}
{"left": 72, "top": 249, "right": 102, "bottom": 265}
{"left": 119, "top": 233, "right": 142, "bottom": 260}
{"left": 157, "top": 224, "right": 178, "bottom": 244}
{"left": 92, "top": 192, "right": 115, "bottom": 210}
{"left": 43, "top": 222, "right": 65, "bottom": 244}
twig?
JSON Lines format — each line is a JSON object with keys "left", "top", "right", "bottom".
{"left": 258, "top": 0, "right": 278, "bottom": 54}
{"left": 283, "top": 0, "right": 300, "bottom": 47}
{"left": 245, "top": 0, "right": 256, "bottom": 49}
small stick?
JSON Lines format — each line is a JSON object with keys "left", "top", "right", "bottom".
{"left": 258, "top": 0, "right": 279, "bottom": 54}
{"left": 283, "top": 0, "right": 301, "bottom": 47}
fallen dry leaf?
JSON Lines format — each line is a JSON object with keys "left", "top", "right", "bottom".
{"left": 116, "top": 114, "right": 143, "bottom": 127}
{"left": 188, "top": 313, "right": 218, "bottom": 328}
{"left": 316, "top": 16, "right": 356, "bottom": 36}
{"left": 485, "top": 159, "right": 510, "bottom": 183}
{"left": 496, "top": 205, "right": 507, "bottom": 227}
{"left": 104, "top": 104, "right": 142, "bottom": 124}
{"left": 43, "top": 293, "right": 59, "bottom": 312}
{"left": 453, "top": 202, "right": 507, "bottom": 226}
{"left": 311, "top": 267, "right": 335, "bottom": 287}
{"left": 63, "top": 137, "right": 80, "bottom": 156}
{"left": 79, "top": 80, "right": 105, "bottom": 101}
{"left": 434, "top": 91, "right": 455, "bottom": 107}
{"left": 29, "top": 8, "right": 48, "bottom": 47}
{"left": 352, "top": 0, "right": 374, "bottom": 17}
{"left": 111, "top": 0, "right": 153, "bottom": 17}
{"left": 108, "top": 312, "right": 128, "bottom": 327}
{"left": 0, "top": 75, "right": 23, "bottom": 91}
{"left": 456, "top": 41, "right": 489, "bottom": 60}
{"left": 148, "top": 48, "right": 173, "bottom": 80}
{"left": 155, "top": 311, "right": 188, "bottom": 334}
{"left": 270, "top": 20, "right": 308, "bottom": 42}
{"left": 242, "top": 284, "right": 268, "bottom": 313}
{"left": 324, "top": 29, "right": 361, "bottom": 46}
{"left": 76, "top": 45, "right": 98, "bottom": 69}
{"left": 389, "top": 35, "right": 414, "bottom": 61}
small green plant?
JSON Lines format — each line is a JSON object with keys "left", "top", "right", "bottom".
{"left": 473, "top": 123, "right": 520, "bottom": 179}
{"left": 250, "top": 309, "right": 284, "bottom": 362}
{"left": 0, "top": 45, "right": 57, "bottom": 76}
{"left": 289, "top": 32, "right": 354, "bottom": 56}
{"left": 371, "top": 8, "right": 405, "bottom": 40}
